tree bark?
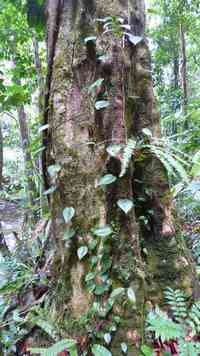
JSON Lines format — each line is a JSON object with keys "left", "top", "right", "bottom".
{"left": 43, "top": 1, "right": 196, "bottom": 354}
{"left": 180, "top": 23, "right": 188, "bottom": 119}
{"left": 0, "top": 122, "right": 3, "bottom": 189}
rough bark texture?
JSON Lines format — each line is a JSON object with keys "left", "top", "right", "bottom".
{"left": 180, "top": 23, "right": 188, "bottom": 116}
{"left": 0, "top": 122, "right": 3, "bottom": 189}
{"left": 43, "top": 0, "right": 195, "bottom": 354}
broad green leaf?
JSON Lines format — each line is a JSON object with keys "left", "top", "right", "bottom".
{"left": 47, "top": 164, "right": 61, "bottom": 177}
{"left": 92, "top": 344, "right": 112, "bottom": 356}
{"left": 38, "top": 124, "right": 49, "bottom": 133}
{"left": 97, "top": 174, "right": 117, "bottom": 186}
{"left": 106, "top": 144, "right": 122, "bottom": 157}
{"left": 117, "top": 199, "right": 133, "bottom": 214}
{"left": 29, "top": 339, "right": 77, "bottom": 356}
{"left": 63, "top": 207, "right": 75, "bottom": 224}
{"left": 88, "top": 78, "right": 104, "bottom": 93}
{"left": 84, "top": 36, "right": 97, "bottom": 43}
{"left": 95, "top": 100, "right": 110, "bottom": 110}
{"left": 126, "top": 34, "right": 143, "bottom": 45}
{"left": 43, "top": 186, "right": 57, "bottom": 195}
{"left": 140, "top": 345, "right": 154, "bottom": 356}
{"left": 93, "top": 225, "right": 113, "bottom": 237}
{"left": 77, "top": 246, "right": 88, "bottom": 260}
{"left": 127, "top": 287, "right": 136, "bottom": 303}
{"left": 121, "top": 342, "right": 128, "bottom": 353}
{"left": 142, "top": 128, "right": 152, "bottom": 137}
{"left": 104, "top": 333, "right": 112, "bottom": 344}
{"left": 110, "top": 287, "right": 125, "bottom": 300}
{"left": 85, "top": 272, "right": 96, "bottom": 282}
{"left": 63, "top": 229, "right": 76, "bottom": 240}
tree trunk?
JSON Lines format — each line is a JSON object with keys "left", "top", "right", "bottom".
{"left": 0, "top": 122, "right": 3, "bottom": 189}
{"left": 180, "top": 23, "right": 188, "bottom": 121}
{"left": 43, "top": 1, "right": 196, "bottom": 354}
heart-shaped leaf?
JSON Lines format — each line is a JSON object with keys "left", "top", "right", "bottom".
{"left": 110, "top": 287, "right": 125, "bottom": 300}
{"left": 63, "top": 207, "right": 75, "bottom": 224}
{"left": 95, "top": 100, "right": 110, "bottom": 110}
{"left": 88, "top": 78, "right": 104, "bottom": 93}
{"left": 93, "top": 225, "right": 113, "bottom": 237}
{"left": 127, "top": 34, "right": 143, "bottom": 45}
{"left": 43, "top": 186, "right": 57, "bottom": 195}
{"left": 92, "top": 344, "right": 112, "bottom": 356}
{"left": 77, "top": 246, "right": 88, "bottom": 260}
{"left": 47, "top": 164, "right": 61, "bottom": 177}
{"left": 121, "top": 342, "right": 128, "bottom": 354}
{"left": 104, "top": 333, "right": 112, "bottom": 344}
{"left": 142, "top": 128, "right": 152, "bottom": 137}
{"left": 106, "top": 144, "right": 122, "bottom": 157}
{"left": 63, "top": 229, "right": 76, "bottom": 240}
{"left": 117, "top": 199, "right": 133, "bottom": 214}
{"left": 97, "top": 174, "right": 117, "bottom": 186}
{"left": 84, "top": 36, "right": 96, "bottom": 44}
{"left": 127, "top": 287, "right": 136, "bottom": 303}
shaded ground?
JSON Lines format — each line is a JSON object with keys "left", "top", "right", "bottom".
{"left": 0, "top": 199, "right": 24, "bottom": 251}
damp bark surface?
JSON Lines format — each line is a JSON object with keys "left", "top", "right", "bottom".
{"left": 43, "top": 0, "right": 196, "bottom": 354}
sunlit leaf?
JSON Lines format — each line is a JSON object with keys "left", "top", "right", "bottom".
{"left": 93, "top": 225, "right": 113, "bottom": 237}
{"left": 127, "top": 287, "right": 136, "bottom": 303}
{"left": 91, "top": 344, "right": 112, "bottom": 356}
{"left": 95, "top": 100, "right": 110, "bottom": 110}
{"left": 63, "top": 207, "right": 75, "bottom": 224}
{"left": 97, "top": 174, "right": 117, "bottom": 186}
{"left": 117, "top": 199, "right": 133, "bottom": 214}
{"left": 77, "top": 246, "right": 88, "bottom": 260}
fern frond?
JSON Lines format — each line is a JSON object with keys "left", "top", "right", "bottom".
{"left": 151, "top": 146, "right": 188, "bottom": 182}
{"left": 187, "top": 301, "right": 200, "bottom": 335}
{"left": 120, "top": 138, "right": 136, "bottom": 177}
{"left": 164, "top": 287, "right": 187, "bottom": 322}
{"left": 146, "top": 306, "right": 183, "bottom": 342}
{"left": 179, "top": 338, "right": 200, "bottom": 356}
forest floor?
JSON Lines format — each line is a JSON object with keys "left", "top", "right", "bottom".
{"left": 0, "top": 198, "right": 24, "bottom": 251}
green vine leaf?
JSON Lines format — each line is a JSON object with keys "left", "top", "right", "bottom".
{"left": 93, "top": 225, "right": 113, "bottom": 237}
{"left": 63, "top": 229, "right": 76, "bottom": 241}
{"left": 95, "top": 100, "right": 110, "bottom": 110}
{"left": 106, "top": 144, "right": 122, "bottom": 157}
{"left": 77, "top": 246, "right": 88, "bottom": 260}
{"left": 47, "top": 164, "right": 61, "bottom": 177}
{"left": 97, "top": 174, "right": 117, "bottom": 186}
{"left": 121, "top": 342, "right": 128, "bottom": 354}
{"left": 91, "top": 344, "right": 112, "bottom": 356}
{"left": 63, "top": 207, "right": 75, "bottom": 224}
{"left": 104, "top": 333, "right": 112, "bottom": 344}
{"left": 127, "top": 287, "right": 136, "bottom": 303}
{"left": 43, "top": 186, "right": 57, "bottom": 195}
{"left": 88, "top": 78, "right": 104, "bottom": 93}
{"left": 126, "top": 33, "right": 143, "bottom": 45}
{"left": 110, "top": 287, "right": 125, "bottom": 300}
{"left": 29, "top": 339, "right": 77, "bottom": 356}
{"left": 117, "top": 199, "right": 133, "bottom": 214}
{"left": 84, "top": 36, "right": 96, "bottom": 44}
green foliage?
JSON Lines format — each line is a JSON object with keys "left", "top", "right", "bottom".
{"left": 164, "top": 287, "right": 187, "bottom": 321}
{"left": 29, "top": 339, "right": 78, "bottom": 356}
{"left": 146, "top": 306, "right": 183, "bottom": 341}
{"left": 120, "top": 138, "right": 136, "bottom": 177}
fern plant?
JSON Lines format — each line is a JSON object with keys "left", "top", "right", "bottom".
{"left": 118, "top": 131, "right": 189, "bottom": 182}
{"left": 146, "top": 288, "right": 200, "bottom": 356}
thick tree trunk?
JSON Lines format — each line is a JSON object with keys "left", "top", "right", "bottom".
{"left": 0, "top": 122, "right": 3, "bottom": 189}
{"left": 180, "top": 23, "right": 188, "bottom": 120}
{"left": 43, "top": 1, "right": 196, "bottom": 354}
